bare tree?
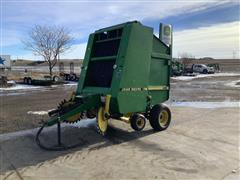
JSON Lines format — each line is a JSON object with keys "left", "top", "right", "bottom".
{"left": 23, "top": 25, "right": 73, "bottom": 77}
{"left": 178, "top": 52, "right": 195, "bottom": 66}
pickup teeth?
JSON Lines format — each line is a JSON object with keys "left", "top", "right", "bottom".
{"left": 51, "top": 97, "right": 86, "bottom": 124}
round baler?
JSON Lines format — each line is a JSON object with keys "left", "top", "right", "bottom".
{"left": 36, "top": 21, "right": 172, "bottom": 150}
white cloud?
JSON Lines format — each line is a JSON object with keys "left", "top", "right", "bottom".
{"left": 2, "top": 1, "right": 229, "bottom": 41}
{"left": 2, "top": 0, "right": 238, "bottom": 59}
{"left": 11, "top": 21, "right": 240, "bottom": 60}
{"left": 66, "top": 20, "right": 240, "bottom": 60}
{"left": 173, "top": 21, "right": 240, "bottom": 59}
{"left": 56, "top": 1, "right": 228, "bottom": 27}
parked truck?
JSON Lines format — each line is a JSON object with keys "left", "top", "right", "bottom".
{"left": 184, "top": 64, "right": 215, "bottom": 74}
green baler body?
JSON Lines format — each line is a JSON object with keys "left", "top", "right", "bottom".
{"left": 76, "top": 21, "right": 171, "bottom": 115}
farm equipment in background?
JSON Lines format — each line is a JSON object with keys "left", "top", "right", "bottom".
{"left": 207, "top": 63, "right": 220, "bottom": 72}
{"left": 59, "top": 61, "right": 79, "bottom": 81}
{"left": 171, "top": 60, "right": 183, "bottom": 76}
{"left": 59, "top": 72, "right": 79, "bottom": 81}
{"left": 36, "top": 21, "right": 172, "bottom": 150}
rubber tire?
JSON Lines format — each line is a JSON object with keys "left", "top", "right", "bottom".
{"left": 65, "top": 74, "right": 70, "bottom": 81}
{"left": 23, "top": 77, "right": 28, "bottom": 84}
{"left": 27, "top": 78, "right": 32, "bottom": 85}
{"left": 53, "top": 76, "right": 60, "bottom": 82}
{"left": 130, "top": 114, "right": 146, "bottom": 131}
{"left": 149, "top": 104, "right": 171, "bottom": 131}
{"left": 203, "top": 69, "right": 208, "bottom": 74}
{"left": 86, "top": 109, "right": 96, "bottom": 119}
{"left": 70, "top": 74, "right": 77, "bottom": 81}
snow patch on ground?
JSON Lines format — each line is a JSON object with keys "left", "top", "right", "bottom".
{"left": 7, "top": 80, "right": 16, "bottom": 84}
{"left": 171, "top": 73, "right": 240, "bottom": 81}
{"left": 0, "top": 118, "right": 95, "bottom": 142}
{"left": 71, "top": 119, "right": 96, "bottom": 128}
{"left": 0, "top": 84, "right": 41, "bottom": 91}
{"left": 169, "top": 101, "right": 240, "bottom": 109}
{"left": 50, "top": 82, "right": 77, "bottom": 88}
{"left": 0, "top": 82, "right": 77, "bottom": 92}
{"left": 64, "top": 82, "right": 78, "bottom": 86}
{"left": 0, "top": 92, "right": 26, "bottom": 96}
{"left": 171, "top": 76, "right": 197, "bottom": 81}
{"left": 225, "top": 80, "right": 240, "bottom": 88}
{"left": 27, "top": 109, "right": 55, "bottom": 115}
{"left": 50, "top": 85, "right": 58, "bottom": 88}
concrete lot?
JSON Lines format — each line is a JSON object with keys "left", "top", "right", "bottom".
{"left": 0, "top": 106, "right": 239, "bottom": 180}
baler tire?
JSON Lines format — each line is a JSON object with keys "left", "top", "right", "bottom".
{"left": 86, "top": 109, "right": 97, "bottom": 119}
{"left": 149, "top": 104, "right": 171, "bottom": 131}
{"left": 130, "top": 114, "right": 146, "bottom": 131}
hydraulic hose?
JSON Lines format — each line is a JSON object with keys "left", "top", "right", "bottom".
{"left": 35, "top": 121, "right": 82, "bottom": 151}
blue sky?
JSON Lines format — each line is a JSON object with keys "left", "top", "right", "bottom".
{"left": 1, "top": 0, "right": 239, "bottom": 59}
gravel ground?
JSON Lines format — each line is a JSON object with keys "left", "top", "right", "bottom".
{"left": 0, "top": 74, "right": 239, "bottom": 134}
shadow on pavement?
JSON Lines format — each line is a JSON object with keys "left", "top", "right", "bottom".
{"left": 0, "top": 122, "right": 156, "bottom": 174}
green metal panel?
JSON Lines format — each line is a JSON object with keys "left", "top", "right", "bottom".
{"left": 148, "top": 57, "right": 170, "bottom": 105}
{"left": 75, "top": 21, "right": 171, "bottom": 115}
{"left": 118, "top": 23, "right": 153, "bottom": 88}
{"left": 115, "top": 23, "right": 153, "bottom": 113}
{"left": 76, "top": 34, "right": 95, "bottom": 94}
{"left": 148, "top": 36, "right": 171, "bottom": 105}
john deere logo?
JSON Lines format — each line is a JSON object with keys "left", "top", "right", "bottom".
{"left": 0, "top": 57, "right": 6, "bottom": 65}
{"left": 163, "top": 26, "right": 171, "bottom": 36}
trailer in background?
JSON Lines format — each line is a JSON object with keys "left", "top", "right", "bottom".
{"left": 23, "top": 75, "right": 53, "bottom": 86}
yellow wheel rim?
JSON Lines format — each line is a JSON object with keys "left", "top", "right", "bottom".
{"left": 159, "top": 110, "right": 169, "bottom": 127}
{"left": 97, "top": 107, "right": 108, "bottom": 133}
{"left": 136, "top": 118, "right": 145, "bottom": 129}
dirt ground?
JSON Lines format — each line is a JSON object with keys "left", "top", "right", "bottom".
{"left": 0, "top": 75, "right": 239, "bottom": 134}
{"left": 0, "top": 84, "right": 76, "bottom": 133}
{"left": 0, "top": 74, "right": 239, "bottom": 179}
